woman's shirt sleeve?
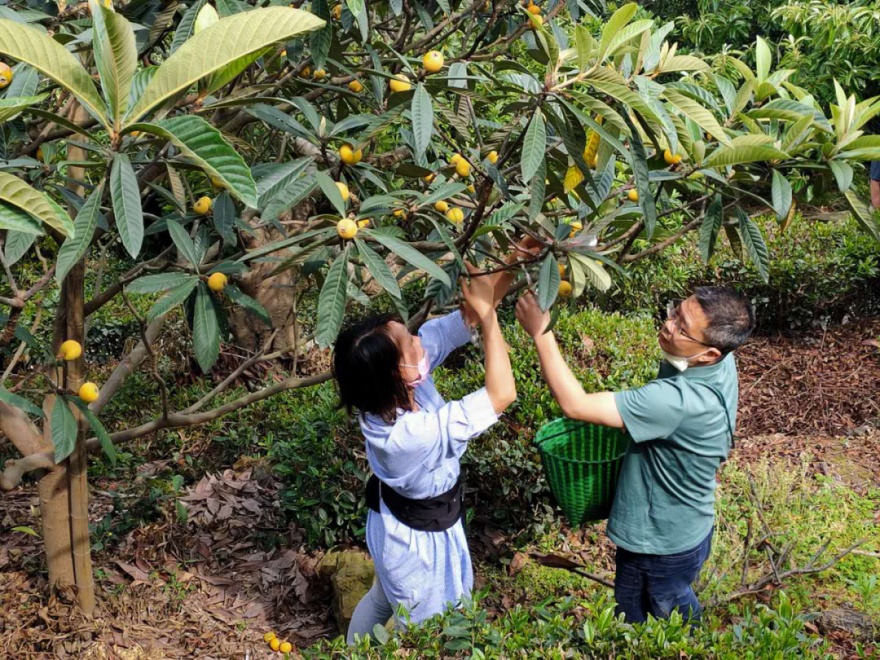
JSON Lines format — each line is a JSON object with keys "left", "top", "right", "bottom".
{"left": 417, "top": 310, "right": 472, "bottom": 373}
{"left": 364, "top": 387, "right": 499, "bottom": 477}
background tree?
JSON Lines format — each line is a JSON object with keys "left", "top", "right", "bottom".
{"left": 1, "top": 0, "right": 878, "bottom": 614}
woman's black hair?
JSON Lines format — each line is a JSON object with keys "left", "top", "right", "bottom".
{"left": 332, "top": 314, "right": 413, "bottom": 423}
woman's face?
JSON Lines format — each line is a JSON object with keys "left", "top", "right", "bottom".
{"left": 385, "top": 321, "right": 424, "bottom": 380}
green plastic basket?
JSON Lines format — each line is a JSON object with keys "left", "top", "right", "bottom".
{"left": 535, "top": 418, "right": 631, "bottom": 525}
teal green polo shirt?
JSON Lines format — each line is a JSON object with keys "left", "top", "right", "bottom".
{"left": 607, "top": 354, "right": 738, "bottom": 555}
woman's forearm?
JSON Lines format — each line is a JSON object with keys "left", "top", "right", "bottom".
{"left": 482, "top": 312, "right": 516, "bottom": 413}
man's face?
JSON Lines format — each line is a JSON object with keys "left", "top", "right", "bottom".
{"left": 658, "top": 296, "right": 721, "bottom": 363}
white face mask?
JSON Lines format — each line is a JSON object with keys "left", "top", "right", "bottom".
{"left": 401, "top": 354, "right": 430, "bottom": 387}
{"left": 662, "top": 348, "right": 711, "bottom": 372}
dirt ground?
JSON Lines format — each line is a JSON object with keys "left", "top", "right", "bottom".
{"left": 1, "top": 321, "right": 879, "bottom": 658}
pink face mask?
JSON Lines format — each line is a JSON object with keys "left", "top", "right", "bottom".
{"left": 401, "top": 354, "right": 430, "bottom": 388}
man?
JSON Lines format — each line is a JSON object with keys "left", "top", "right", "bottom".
{"left": 870, "top": 161, "right": 880, "bottom": 209}
{"left": 515, "top": 286, "right": 755, "bottom": 623}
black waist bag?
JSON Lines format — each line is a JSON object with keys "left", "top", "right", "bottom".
{"left": 366, "top": 474, "right": 464, "bottom": 532}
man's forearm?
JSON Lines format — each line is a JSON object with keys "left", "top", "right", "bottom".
{"left": 533, "top": 332, "right": 624, "bottom": 428}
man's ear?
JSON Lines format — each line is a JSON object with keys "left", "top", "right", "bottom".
{"left": 696, "top": 348, "right": 723, "bottom": 365}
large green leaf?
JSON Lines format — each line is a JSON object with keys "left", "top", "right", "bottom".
{"left": 315, "top": 249, "right": 350, "bottom": 348}
{"left": 663, "top": 89, "right": 730, "bottom": 147}
{"left": 127, "top": 272, "right": 196, "bottom": 293}
{"left": 3, "top": 230, "right": 36, "bottom": 265}
{"left": 110, "top": 153, "right": 144, "bottom": 258}
{"left": 0, "top": 388, "right": 43, "bottom": 418}
{"left": 0, "top": 19, "right": 108, "bottom": 128}
{"left": 0, "top": 201, "right": 43, "bottom": 235}
{"left": 147, "top": 278, "right": 199, "bottom": 321}
{"left": 623, "top": 114, "right": 657, "bottom": 239}
{"left": 56, "top": 181, "right": 104, "bottom": 283}
{"left": 71, "top": 399, "right": 117, "bottom": 465}
{"left": 170, "top": 0, "right": 207, "bottom": 54}
{"left": 129, "top": 116, "right": 258, "bottom": 208}
{"left": 0, "top": 172, "right": 71, "bottom": 236}
{"left": 698, "top": 193, "right": 722, "bottom": 263}
{"left": 738, "top": 209, "right": 770, "bottom": 283}
{"left": 536, "top": 252, "right": 560, "bottom": 312}
{"left": 90, "top": 0, "right": 137, "bottom": 127}
{"left": 703, "top": 144, "right": 788, "bottom": 168}
{"left": 844, "top": 188, "right": 880, "bottom": 243}
{"left": 355, "top": 238, "right": 400, "bottom": 298}
{"left": 0, "top": 94, "right": 46, "bottom": 124}
{"left": 521, "top": 109, "right": 546, "bottom": 183}
{"left": 256, "top": 158, "right": 313, "bottom": 207}
{"left": 367, "top": 230, "right": 451, "bottom": 287}
{"left": 51, "top": 396, "right": 77, "bottom": 463}
{"left": 597, "top": 3, "right": 638, "bottom": 61}
{"left": 411, "top": 83, "right": 434, "bottom": 161}
{"left": 770, "top": 170, "right": 792, "bottom": 221}
{"left": 212, "top": 191, "right": 237, "bottom": 247}
{"left": 125, "top": 7, "right": 324, "bottom": 122}
{"left": 829, "top": 160, "right": 853, "bottom": 193}
{"left": 570, "top": 253, "right": 611, "bottom": 292}
{"left": 226, "top": 284, "right": 271, "bottom": 326}
{"left": 315, "top": 170, "right": 347, "bottom": 217}
{"left": 193, "top": 282, "right": 221, "bottom": 371}
{"left": 167, "top": 218, "right": 200, "bottom": 266}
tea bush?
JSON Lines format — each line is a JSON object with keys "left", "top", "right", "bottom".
{"left": 304, "top": 590, "right": 836, "bottom": 659}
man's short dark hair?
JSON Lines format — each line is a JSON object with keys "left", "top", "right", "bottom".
{"left": 694, "top": 286, "right": 755, "bottom": 354}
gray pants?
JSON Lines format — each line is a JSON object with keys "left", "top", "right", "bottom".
{"left": 346, "top": 579, "right": 394, "bottom": 646}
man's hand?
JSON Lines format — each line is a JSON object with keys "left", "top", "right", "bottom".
{"left": 515, "top": 291, "right": 551, "bottom": 338}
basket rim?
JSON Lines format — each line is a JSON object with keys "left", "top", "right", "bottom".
{"left": 535, "top": 418, "right": 630, "bottom": 466}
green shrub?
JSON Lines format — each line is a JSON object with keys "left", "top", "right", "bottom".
{"left": 593, "top": 215, "right": 880, "bottom": 331}
{"left": 303, "top": 590, "right": 834, "bottom": 659}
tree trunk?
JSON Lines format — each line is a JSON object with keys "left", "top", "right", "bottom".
{"left": 227, "top": 206, "right": 313, "bottom": 354}
{"left": 38, "top": 396, "right": 75, "bottom": 588}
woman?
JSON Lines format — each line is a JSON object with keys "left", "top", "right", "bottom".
{"left": 333, "top": 262, "right": 519, "bottom": 643}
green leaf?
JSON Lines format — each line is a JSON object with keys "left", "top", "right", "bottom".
{"left": 147, "top": 278, "right": 198, "bottom": 321}
{"left": 110, "top": 153, "right": 144, "bottom": 258}
{"left": 0, "top": 19, "right": 108, "bottom": 129}
{"left": 126, "top": 272, "right": 196, "bottom": 293}
{"left": 770, "top": 170, "right": 792, "bottom": 221}
{"left": 663, "top": 89, "right": 730, "bottom": 147}
{"left": 0, "top": 94, "right": 47, "bottom": 124}
{"left": 71, "top": 399, "right": 117, "bottom": 465}
{"left": 167, "top": 218, "right": 200, "bottom": 266}
{"left": 262, "top": 177, "right": 315, "bottom": 222}
{"left": 256, "top": 158, "right": 313, "bottom": 207}
{"left": 738, "top": 209, "right": 770, "bottom": 282}
{"left": 315, "top": 249, "right": 350, "bottom": 348}
{"left": 703, "top": 144, "right": 788, "bottom": 168}
{"left": 829, "top": 160, "right": 853, "bottom": 193}
{"left": 11, "top": 526, "right": 39, "bottom": 537}
{"left": 536, "top": 252, "right": 560, "bottom": 312}
{"left": 56, "top": 181, "right": 104, "bottom": 283}
{"left": 411, "top": 83, "right": 434, "bottom": 161}
{"left": 170, "top": 0, "right": 207, "bottom": 54}
{"left": 0, "top": 172, "right": 71, "bottom": 236}
{"left": 51, "top": 396, "right": 77, "bottom": 463}
{"left": 570, "top": 253, "right": 611, "bottom": 292}
{"left": 315, "top": 170, "right": 347, "bottom": 217}
{"left": 3, "top": 230, "right": 36, "bottom": 265}
{"left": 0, "top": 388, "right": 43, "bottom": 418}
{"left": 355, "top": 238, "right": 400, "bottom": 298}
{"left": 0, "top": 201, "right": 43, "bottom": 235}
{"left": 521, "top": 110, "right": 546, "bottom": 184}
{"left": 213, "top": 191, "right": 237, "bottom": 247}
{"left": 129, "top": 116, "right": 258, "bottom": 208}
{"left": 755, "top": 36, "right": 771, "bottom": 82}
{"left": 226, "top": 284, "right": 272, "bottom": 326}
{"left": 5, "top": 63, "right": 39, "bottom": 99}
{"left": 193, "top": 282, "right": 221, "bottom": 371}
{"left": 125, "top": 7, "right": 324, "bottom": 122}
{"left": 698, "top": 194, "right": 723, "bottom": 263}
{"left": 597, "top": 3, "right": 638, "bottom": 61}
{"left": 844, "top": 188, "right": 880, "bottom": 243}
{"left": 90, "top": 0, "right": 137, "bottom": 127}
{"left": 623, "top": 114, "right": 658, "bottom": 239}
{"left": 367, "top": 230, "right": 451, "bottom": 287}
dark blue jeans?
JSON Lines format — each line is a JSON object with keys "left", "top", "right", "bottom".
{"left": 613, "top": 527, "right": 713, "bottom": 624}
